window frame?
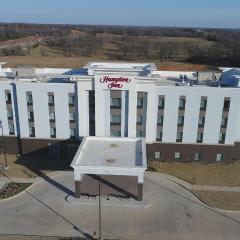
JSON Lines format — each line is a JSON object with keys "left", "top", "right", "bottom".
{"left": 154, "top": 152, "right": 161, "bottom": 161}
{"left": 194, "top": 153, "right": 202, "bottom": 161}
{"left": 48, "top": 94, "right": 55, "bottom": 105}
{"left": 110, "top": 114, "right": 121, "bottom": 125}
{"left": 49, "top": 111, "right": 55, "bottom": 121}
{"left": 176, "top": 131, "right": 183, "bottom": 142}
{"left": 174, "top": 152, "right": 181, "bottom": 160}
{"left": 110, "top": 97, "right": 121, "bottom": 108}
{"left": 50, "top": 127, "right": 56, "bottom": 138}
{"left": 216, "top": 153, "right": 224, "bottom": 162}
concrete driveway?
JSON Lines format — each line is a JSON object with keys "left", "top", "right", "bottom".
{"left": 0, "top": 171, "right": 240, "bottom": 240}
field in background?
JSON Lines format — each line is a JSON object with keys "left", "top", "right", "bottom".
{"left": 0, "top": 55, "right": 212, "bottom": 71}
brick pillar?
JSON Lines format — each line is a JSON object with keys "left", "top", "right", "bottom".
{"left": 75, "top": 181, "right": 81, "bottom": 198}
{"left": 137, "top": 183, "right": 143, "bottom": 201}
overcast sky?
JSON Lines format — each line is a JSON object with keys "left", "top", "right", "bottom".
{"left": 1, "top": 0, "right": 240, "bottom": 28}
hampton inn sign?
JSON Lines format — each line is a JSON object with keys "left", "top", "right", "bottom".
{"left": 99, "top": 76, "right": 132, "bottom": 89}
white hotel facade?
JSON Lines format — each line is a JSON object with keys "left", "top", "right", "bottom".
{"left": 0, "top": 62, "right": 240, "bottom": 163}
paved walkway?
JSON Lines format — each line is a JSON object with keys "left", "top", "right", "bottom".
{"left": 1, "top": 171, "right": 240, "bottom": 193}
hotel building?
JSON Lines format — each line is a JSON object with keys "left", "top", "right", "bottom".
{"left": 0, "top": 62, "right": 240, "bottom": 163}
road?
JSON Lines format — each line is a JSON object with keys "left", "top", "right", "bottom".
{"left": 0, "top": 171, "right": 240, "bottom": 240}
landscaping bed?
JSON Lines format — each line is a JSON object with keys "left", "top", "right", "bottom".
{"left": 0, "top": 182, "right": 32, "bottom": 199}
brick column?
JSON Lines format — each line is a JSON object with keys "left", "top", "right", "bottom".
{"left": 75, "top": 181, "right": 81, "bottom": 198}
{"left": 137, "top": 183, "right": 143, "bottom": 201}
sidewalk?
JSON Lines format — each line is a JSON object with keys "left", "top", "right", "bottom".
{"left": 0, "top": 171, "right": 70, "bottom": 184}
{"left": 1, "top": 171, "right": 240, "bottom": 193}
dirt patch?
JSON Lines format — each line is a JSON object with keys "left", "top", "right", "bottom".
{"left": 0, "top": 36, "right": 42, "bottom": 46}
{"left": 193, "top": 191, "right": 240, "bottom": 211}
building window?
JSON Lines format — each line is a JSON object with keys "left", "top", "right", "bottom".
{"left": 137, "top": 114, "right": 143, "bottom": 124}
{"left": 179, "top": 98, "right": 186, "bottom": 110}
{"left": 200, "top": 99, "right": 207, "bottom": 110}
{"left": 194, "top": 153, "right": 202, "bottom": 161}
{"left": 219, "top": 133, "right": 226, "bottom": 144}
{"left": 137, "top": 98, "right": 143, "bottom": 108}
{"left": 110, "top": 115, "right": 121, "bottom": 124}
{"left": 178, "top": 116, "right": 184, "bottom": 126}
{"left": 69, "top": 112, "right": 75, "bottom": 122}
{"left": 221, "top": 117, "right": 228, "bottom": 128}
{"left": 155, "top": 152, "right": 161, "bottom": 161}
{"left": 157, "top": 115, "right": 164, "bottom": 126}
{"left": 174, "top": 152, "right": 181, "bottom": 160}
{"left": 70, "top": 128, "right": 76, "bottom": 138}
{"left": 198, "top": 116, "right": 205, "bottom": 127}
{"left": 26, "top": 94, "right": 33, "bottom": 105}
{"left": 223, "top": 99, "right": 230, "bottom": 112}
{"left": 50, "top": 127, "right": 56, "bottom": 138}
{"left": 29, "top": 127, "right": 35, "bottom": 137}
{"left": 68, "top": 95, "right": 75, "bottom": 106}
{"left": 48, "top": 94, "right": 54, "bottom": 105}
{"left": 28, "top": 111, "right": 34, "bottom": 122}
{"left": 110, "top": 130, "right": 121, "bottom": 137}
{"left": 5, "top": 92, "right": 11, "bottom": 103}
{"left": 158, "top": 97, "right": 165, "bottom": 109}
{"left": 197, "top": 132, "right": 203, "bottom": 143}
{"left": 110, "top": 98, "right": 121, "bottom": 108}
{"left": 156, "top": 130, "right": 162, "bottom": 141}
{"left": 8, "top": 124, "right": 15, "bottom": 135}
{"left": 216, "top": 153, "right": 224, "bottom": 162}
{"left": 176, "top": 131, "right": 183, "bottom": 142}
{"left": 136, "top": 130, "right": 143, "bottom": 138}
{"left": 7, "top": 109, "right": 13, "bottom": 119}
{"left": 49, "top": 112, "right": 55, "bottom": 122}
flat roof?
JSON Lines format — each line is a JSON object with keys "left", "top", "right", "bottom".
{"left": 71, "top": 137, "right": 147, "bottom": 169}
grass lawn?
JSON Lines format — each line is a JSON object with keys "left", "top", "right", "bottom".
{"left": 148, "top": 161, "right": 240, "bottom": 187}
{"left": 0, "top": 154, "right": 71, "bottom": 178}
{"left": 193, "top": 191, "right": 240, "bottom": 211}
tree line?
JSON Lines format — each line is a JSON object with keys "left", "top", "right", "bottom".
{"left": 0, "top": 23, "right": 240, "bottom": 67}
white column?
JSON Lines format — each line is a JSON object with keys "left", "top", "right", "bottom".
{"left": 95, "top": 89, "right": 110, "bottom": 136}
{"left": 128, "top": 90, "right": 137, "bottom": 137}
{"left": 145, "top": 91, "right": 158, "bottom": 143}
{"left": 204, "top": 95, "right": 224, "bottom": 144}
{"left": 78, "top": 90, "right": 89, "bottom": 137}
{"left": 121, "top": 91, "right": 127, "bottom": 137}
{"left": 226, "top": 95, "right": 240, "bottom": 144}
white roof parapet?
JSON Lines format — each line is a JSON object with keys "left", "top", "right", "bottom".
{"left": 71, "top": 137, "right": 147, "bottom": 182}
{"left": 84, "top": 62, "right": 157, "bottom": 76}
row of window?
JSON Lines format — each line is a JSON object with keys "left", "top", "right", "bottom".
{"left": 25, "top": 93, "right": 75, "bottom": 106}
{"left": 110, "top": 97, "right": 144, "bottom": 108}
{"left": 27, "top": 126, "right": 76, "bottom": 138}
{"left": 156, "top": 130, "right": 227, "bottom": 144}
{"left": 154, "top": 151, "right": 224, "bottom": 162}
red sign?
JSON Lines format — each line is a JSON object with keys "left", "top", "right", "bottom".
{"left": 99, "top": 76, "right": 131, "bottom": 89}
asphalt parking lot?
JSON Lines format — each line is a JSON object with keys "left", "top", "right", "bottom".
{"left": 0, "top": 171, "right": 240, "bottom": 240}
